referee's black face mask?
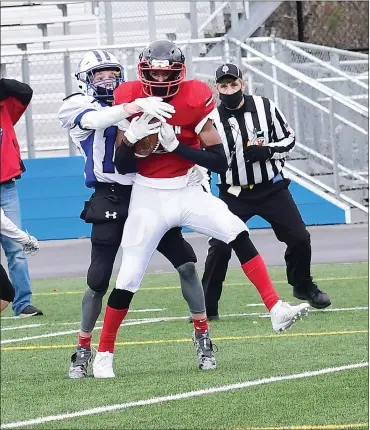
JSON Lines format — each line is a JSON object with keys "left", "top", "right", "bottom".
{"left": 219, "top": 89, "right": 243, "bottom": 110}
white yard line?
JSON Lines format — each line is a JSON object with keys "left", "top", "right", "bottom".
{"left": 1, "top": 362, "right": 367, "bottom": 429}
{"left": 1, "top": 307, "right": 368, "bottom": 340}
{"left": 0, "top": 319, "right": 162, "bottom": 344}
{"left": 1, "top": 324, "right": 43, "bottom": 332}
{"left": 0, "top": 308, "right": 166, "bottom": 321}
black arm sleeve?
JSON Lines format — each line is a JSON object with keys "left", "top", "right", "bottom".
{"left": 172, "top": 143, "right": 228, "bottom": 173}
{"left": 0, "top": 79, "right": 33, "bottom": 105}
{"left": 114, "top": 143, "right": 136, "bottom": 174}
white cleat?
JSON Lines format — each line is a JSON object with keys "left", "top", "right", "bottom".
{"left": 270, "top": 300, "right": 310, "bottom": 333}
{"left": 93, "top": 351, "right": 115, "bottom": 378}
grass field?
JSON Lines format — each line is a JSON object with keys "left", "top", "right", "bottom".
{"left": 1, "top": 262, "right": 368, "bottom": 430}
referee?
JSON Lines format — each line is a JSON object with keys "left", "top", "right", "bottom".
{"left": 202, "top": 63, "right": 331, "bottom": 319}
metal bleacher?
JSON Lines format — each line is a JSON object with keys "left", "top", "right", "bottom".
{"left": 1, "top": 1, "right": 224, "bottom": 53}
{"left": 0, "top": 1, "right": 236, "bottom": 158}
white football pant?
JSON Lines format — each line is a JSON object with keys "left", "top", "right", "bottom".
{"left": 116, "top": 183, "right": 248, "bottom": 292}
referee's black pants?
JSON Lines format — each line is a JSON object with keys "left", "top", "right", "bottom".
{"left": 202, "top": 180, "right": 312, "bottom": 316}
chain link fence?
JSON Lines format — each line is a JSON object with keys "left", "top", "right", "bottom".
{"left": 234, "top": 37, "right": 368, "bottom": 205}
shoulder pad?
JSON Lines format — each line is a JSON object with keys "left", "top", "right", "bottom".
{"left": 62, "top": 92, "right": 84, "bottom": 101}
{"left": 61, "top": 94, "right": 96, "bottom": 108}
{"left": 114, "top": 81, "right": 142, "bottom": 104}
{"left": 183, "top": 80, "right": 213, "bottom": 108}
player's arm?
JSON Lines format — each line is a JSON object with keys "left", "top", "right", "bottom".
{"left": 0, "top": 78, "right": 33, "bottom": 125}
{"left": 58, "top": 95, "right": 174, "bottom": 132}
{"left": 114, "top": 126, "right": 136, "bottom": 174}
{"left": 0, "top": 208, "right": 39, "bottom": 255}
{"left": 159, "top": 119, "right": 228, "bottom": 173}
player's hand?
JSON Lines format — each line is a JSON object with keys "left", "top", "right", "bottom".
{"left": 158, "top": 122, "right": 179, "bottom": 152}
{"left": 131, "top": 97, "right": 175, "bottom": 122}
{"left": 125, "top": 114, "right": 161, "bottom": 145}
{"left": 22, "top": 234, "right": 39, "bottom": 255}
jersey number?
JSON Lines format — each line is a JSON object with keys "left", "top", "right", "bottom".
{"left": 102, "top": 128, "right": 116, "bottom": 173}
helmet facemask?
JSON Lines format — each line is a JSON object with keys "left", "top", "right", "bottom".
{"left": 86, "top": 66, "right": 123, "bottom": 104}
{"left": 138, "top": 60, "right": 186, "bottom": 99}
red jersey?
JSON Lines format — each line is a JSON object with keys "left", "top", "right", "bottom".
{"left": 114, "top": 80, "right": 215, "bottom": 179}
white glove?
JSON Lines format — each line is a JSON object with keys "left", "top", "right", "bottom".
{"left": 158, "top": 122, "right": 179, "bottom": 152}
{"left": 134, "top": 97, "right": 175, "bottom": 122}
{"left": 125, "top": 114, "right": 161, "bottom": 145}
{"left": 22, "top": 234, "right": 39, "bottom": 255}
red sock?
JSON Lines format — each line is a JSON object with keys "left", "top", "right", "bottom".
{"left": 242, "top": 254, "right": 279, "bottom": 311}
{"left": 78, "top": 334, "right": 92, "bottom": 349}
{"left": 193, "top": 317, "right": 209, "bottom": 333}
{"left": 98, "top": 306, "right": 128, "bottom": 353}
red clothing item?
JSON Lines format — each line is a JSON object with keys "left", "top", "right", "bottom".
{"left": 0, "top": 79, "right": 32, "bottom": 183}
{"left": 114, "top": 80, "right": 215, "bottom": 179}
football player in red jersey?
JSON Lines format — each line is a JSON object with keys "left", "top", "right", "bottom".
{"left": 93, "top": 40, "right": 309, "bottom": 379}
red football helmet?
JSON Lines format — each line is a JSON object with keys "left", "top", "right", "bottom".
{"left": 138, "top": 40, "right": 186, "bottom": 99}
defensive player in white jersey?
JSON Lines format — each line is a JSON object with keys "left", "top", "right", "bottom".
{"left": 93, "top": 40, "right": 309, "bottom": 379}
{"left": 0, "top": 208, "right": 39, "bottom": 312}
{"left": 58, "top": 49, "right": 213, "bottom": 378}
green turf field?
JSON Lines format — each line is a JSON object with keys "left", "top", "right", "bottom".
{"left": 1, "top": 262, "right": 368, "bottom": 430}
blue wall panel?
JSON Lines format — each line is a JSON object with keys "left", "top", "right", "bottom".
{"left": 16, "top": 157, "right": 347, "bottom": 241}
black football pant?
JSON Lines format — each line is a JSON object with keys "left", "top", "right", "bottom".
{"left": 202, "top": 185, "right": 311, "bottom": 316}
{"left": 86, "top": 184, "right": 197, "bottom": 294}
{"left": 0, "top": 263, "right": 15, "bottom": 303}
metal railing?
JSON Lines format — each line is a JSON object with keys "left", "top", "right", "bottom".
{"left": 0, "top": 35, "right": 367, "bottom": 211}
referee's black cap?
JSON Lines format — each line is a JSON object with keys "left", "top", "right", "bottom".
{"left": 215, "top": 63, "right": 243, "bottom": 82}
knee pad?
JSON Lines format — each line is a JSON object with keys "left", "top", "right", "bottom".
{"left": 208, "top": 238, "right": 232, "bottom": 258}
{"left": 107, "top": 288, "right": 135, "bottom": 310}
{"left": 230, "top": 231, "right": 259, "bottom": 265}
{"left": 157, "top": 228, "right": 197, "bottom": 269}
{"left": 87, "top": 267, "right": 111, "bottom": 294}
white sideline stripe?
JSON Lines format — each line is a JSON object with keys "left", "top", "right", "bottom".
{"left": 1, "top": 307, "right": 368, "bottom": 341}
{"left": 0, "top": 308, "right": 166, "bottom": 321}
{"left": 1, "top": 362, "right": 367, "bottom": 429}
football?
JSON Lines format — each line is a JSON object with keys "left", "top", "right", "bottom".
{"left": 134, "top": 117, "right": 161, "bottom": 158}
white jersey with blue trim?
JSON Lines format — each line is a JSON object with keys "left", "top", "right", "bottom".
{"left": 58, "top": 94, "right": 136, "bottom": 188}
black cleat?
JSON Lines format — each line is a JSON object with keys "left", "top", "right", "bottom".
{"left": 293, "top": 282, "right": 331, "bottom": 309}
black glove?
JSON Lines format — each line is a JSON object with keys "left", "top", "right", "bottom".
{"left": 245, "top": 145, "right": 273, "bottom": 163}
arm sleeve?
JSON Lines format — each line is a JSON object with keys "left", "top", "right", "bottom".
{"left": 58, "top": 94, "right": 131, "bottom": 132}
{"left": 113, "top": 143, "right": 136, "bottom": 174}
{"left": 269, "top": 100, "right": 295, "bottom": 160}
{"left": 173, "top": 143, "right": 228, "bottom": 173}
{"left": 79, "top": 105, "right": 131, "bottom": 130}
{"left": 0, "top": 208, "right": 29, "bottom": 244}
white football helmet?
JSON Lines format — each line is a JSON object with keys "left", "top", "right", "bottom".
{"left": 75, "top": 50, "right": 124, "bottom": 103}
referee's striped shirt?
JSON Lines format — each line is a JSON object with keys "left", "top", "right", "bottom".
{"left": 212, "top": 95, "right": 295, "bottom": 186}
